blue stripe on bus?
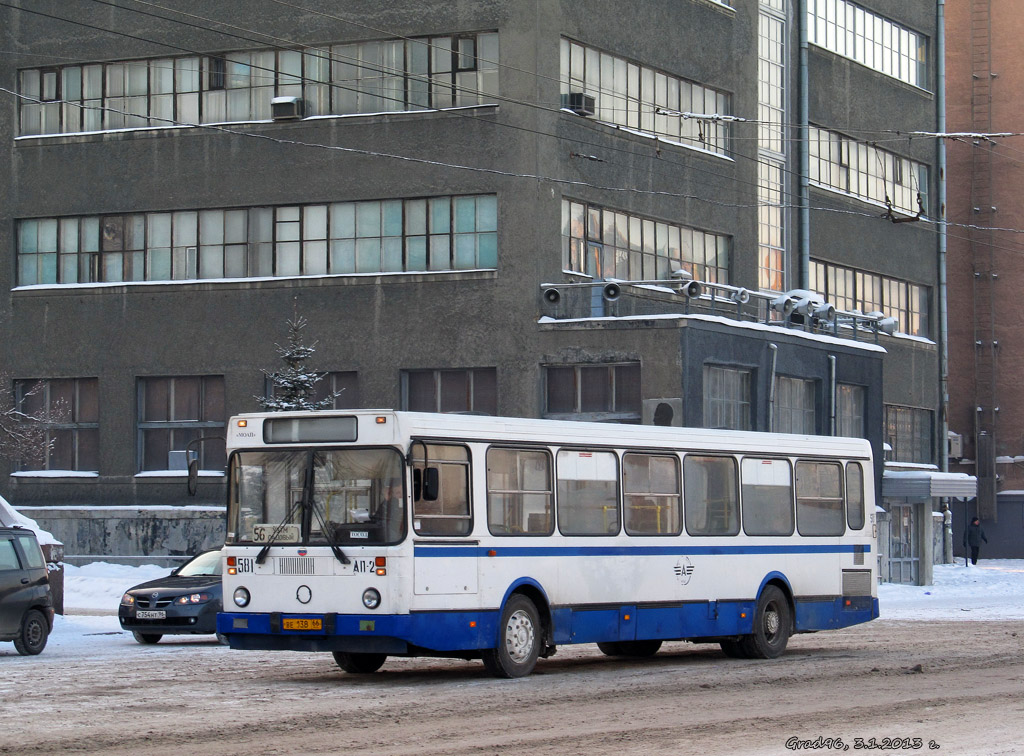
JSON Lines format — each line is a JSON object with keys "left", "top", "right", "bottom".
{"left": 413, "top": 543, "right": 871, "bottom": 558}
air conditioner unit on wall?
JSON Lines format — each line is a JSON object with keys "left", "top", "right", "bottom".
{"left": 271, "top": 96, "right": 304, "bottom": 120}
{"left": 947, "top": 431, "right": 963, "bottom": 459}
{"left": 642, "top": 398, "right": 683, "bottom": 427}
{"left": 564, "top": 92, "right": 596, "bottom": 117}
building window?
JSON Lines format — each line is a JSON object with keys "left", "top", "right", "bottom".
{"left": 561, "top": 200, "right": 729, "bottom": 283}
{"left": 17, "top": 33, "right": 498, "bottom": 136}
{"left": 757, "top": 2, "right": 787, "bottom": 293}
{"left": 137, "top": 376, "right": 225, "bottom": 473}
{"left": 885, "top": 405, "right": 932, "bottom": 464}
{"left": 13, "top": 378, "right": 99, "bottom": 472}
{"left": 808, "top": 126, "right": 927, "bottom": 216}
{"left": 544, "top": 363, "right": 641, "bottom": 422}
{"left": 807, "top": 0, "right": 928, "bottom": 89}
{"left": 810, "top": 260, "right": 930, "bottom": 338}
{"left": 838, "top": 384, "right": 866, "bottom": 438}
{"left": 774, "top": 376, "right": 815, "bottom": 434}
{"left": 703, "top": 365, "right": 751, "bottom": 431}
{"left": 265, "top": 371, "right": 359, "bottom": 410}
{"left": 403, "top": 368, "right": 496, "bottom": 414}
{"left": 15, "top": 194, "right": 497, "bottom": 287}
{"left": 559, "top": 39, "right": 730, "bottom": 155}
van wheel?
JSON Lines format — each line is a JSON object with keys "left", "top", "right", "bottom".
{"left": 132, "top": 631, "right": 162, "bottom": 644}
{"left": 333, "top": 652, "right": 387, "bottom": 673}
{"left": 482, "top": 595, "right": 541, "bottom": 678}
{"left": 597, "top": 642, "right": 624, "bottom": 656}
{"left": 14, "top": 609, "right": 49, "bottom": 656}
{"left": 739, "top": 585, "right": 791, "bottom": 659}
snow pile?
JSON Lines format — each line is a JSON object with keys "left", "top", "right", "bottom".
{"left": 0, "top": 493, "right": 59, "bottom": 545}
{"left": 878, "top": 559, "right": 1024, "bottom": 620}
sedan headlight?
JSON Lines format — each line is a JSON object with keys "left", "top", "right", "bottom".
{"left": 233, "top": 587, "right": 251, "bottom": 607}
{"left": 175, "top": 593, "right": 212, "bottom": 605}
{"left": 120, "top": 593, "right": 135, "bottom": 607}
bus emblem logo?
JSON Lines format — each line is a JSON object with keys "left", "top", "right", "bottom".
{"left": 674, "top": 558, "right": 694, "bottom": 586}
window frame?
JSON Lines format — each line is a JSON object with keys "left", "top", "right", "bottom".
{"left": 740, "top": 456, "right": 796, "bottom": 537}
{"left": 795, "top": 459, "right": 846, "bottom": 537}
{"left": 410, "top": 442, "right": 473, "bottom": 537}
{"left": 622, "top": 451, "right": 682, "bottom": 537}
{"left": 485, "top": 446, "right": 554, "bottom": 537}
{"left": 555, "top": 448, "right": 621, "bottom": 537}
{"left": 683, "top": 453, "right": 741, "bottom": 537}
{"left": 136, "top": 375, "right": 226, "bottom": 473}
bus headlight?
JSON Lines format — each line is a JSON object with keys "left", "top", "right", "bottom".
{"left": 362, "top": 588, "right": 381, "bottom": 610}
{"left": 233, "top": 587, "right": 251, "bottom": 608}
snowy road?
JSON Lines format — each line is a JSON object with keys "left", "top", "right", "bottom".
{"left": 0, "top": 562, "right": 1022, "bottom": 755}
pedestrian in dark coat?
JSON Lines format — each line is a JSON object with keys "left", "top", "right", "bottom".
{"left": 964, "top": 517, "right": 988, "bottom": 566}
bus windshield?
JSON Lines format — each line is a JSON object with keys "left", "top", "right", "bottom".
{"left": 227, "top": 448, "right": 405, "bottom": 546}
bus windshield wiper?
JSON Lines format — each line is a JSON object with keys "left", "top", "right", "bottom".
{"left": 255, "top": 497, "right": 302, "bottom": 564}
{"left": 310, "top": 498, "right": 350, "bottom": 565}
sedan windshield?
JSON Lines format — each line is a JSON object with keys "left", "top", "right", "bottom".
{"left": 177, "top": 550, "right": 222, "bottom": 577}
{"left": 228, "top": 448, "right": 405, "bottom": 546}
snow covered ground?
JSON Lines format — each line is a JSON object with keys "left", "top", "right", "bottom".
{"left": 29, "top": 558, "right": 1024, "bottom": 659}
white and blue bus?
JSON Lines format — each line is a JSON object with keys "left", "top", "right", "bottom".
{"left": 217, "top": 410, "right": 878, "bottom": 677}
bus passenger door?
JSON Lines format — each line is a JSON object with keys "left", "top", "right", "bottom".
{"left": 410, "top": 442, "right": 478, "bottom": 596}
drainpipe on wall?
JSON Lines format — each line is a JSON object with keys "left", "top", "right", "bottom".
{"left": 798, "top": 0, "right": 811, "bottom": 289}
{"left": 937, "top": 0, "right": 949, "bottom": 476}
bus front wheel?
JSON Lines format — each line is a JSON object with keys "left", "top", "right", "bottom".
{"left": 739, "top": 585, "right": 791, "bottom": 659}
{"left": 333, "top": 651, "right": 387, "bottom": 674}
{"left": 482, "top": 594, "right": 541, "bottom": 678}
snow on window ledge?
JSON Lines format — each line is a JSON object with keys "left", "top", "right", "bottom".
{"left": 134, "top": 470, "right": 224, "bottom": 478}
{"left": 10, "top": 470, "right": 99, "bottom": 478}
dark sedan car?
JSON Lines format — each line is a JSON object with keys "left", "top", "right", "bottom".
{"left": 118, "top": 549, "right": 223, "bottom": 644}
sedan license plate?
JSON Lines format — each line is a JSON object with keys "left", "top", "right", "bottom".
{"left": 283, "top": 618, "right": 322, "bottom": 631}
{"left": 136, "top": 610, "right": 166, "bottom": 620}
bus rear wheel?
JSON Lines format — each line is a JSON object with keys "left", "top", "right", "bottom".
{"left": 482, "top": 594, "right": 541, "bottom": 678}
{"left": 738, "top": 585, "right": 791, "bottom": 659}
{"left": 333, "top": 651, "right": 387, "bottom": 674}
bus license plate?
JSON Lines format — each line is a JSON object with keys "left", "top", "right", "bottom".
{"left": 283, "top": 618, "right": 322, "bottom": 631}
{"left": 136, "top": 610, "right": 166, "bottom": 620}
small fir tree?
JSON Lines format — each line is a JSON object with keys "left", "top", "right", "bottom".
{"left": 256, "top": 315, "right": 340, "bottom": 412}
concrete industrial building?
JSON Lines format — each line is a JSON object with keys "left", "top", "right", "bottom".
{"left": 0, "top": 0, "right": 962, "bottom": 581}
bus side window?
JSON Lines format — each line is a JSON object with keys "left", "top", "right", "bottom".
{"left": 411, "top": 444, "right": 471, "bottom": 536}
{"left": 846, "top": 462, "right": 865, "bottom": 530}
{"left": 683, "top": 455, "right": 740, "bottom": 536}
{"left": 623, "top": 453, "right": 681, "bottom": 536}
{"left": 486, "top": 447, "right": 553, "bottom": 536}
{"left": 795, "top": 460, "right": 845, "bottom": 536}
{"left": 556, "top": 449, "right": 619, "bottom": 536}
{"left": 740, "top": 457, "right": 794, "bottom": 536}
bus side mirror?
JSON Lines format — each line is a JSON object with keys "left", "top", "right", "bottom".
{"left": 414, "top": 468, "right": 440, "bottom": 501}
